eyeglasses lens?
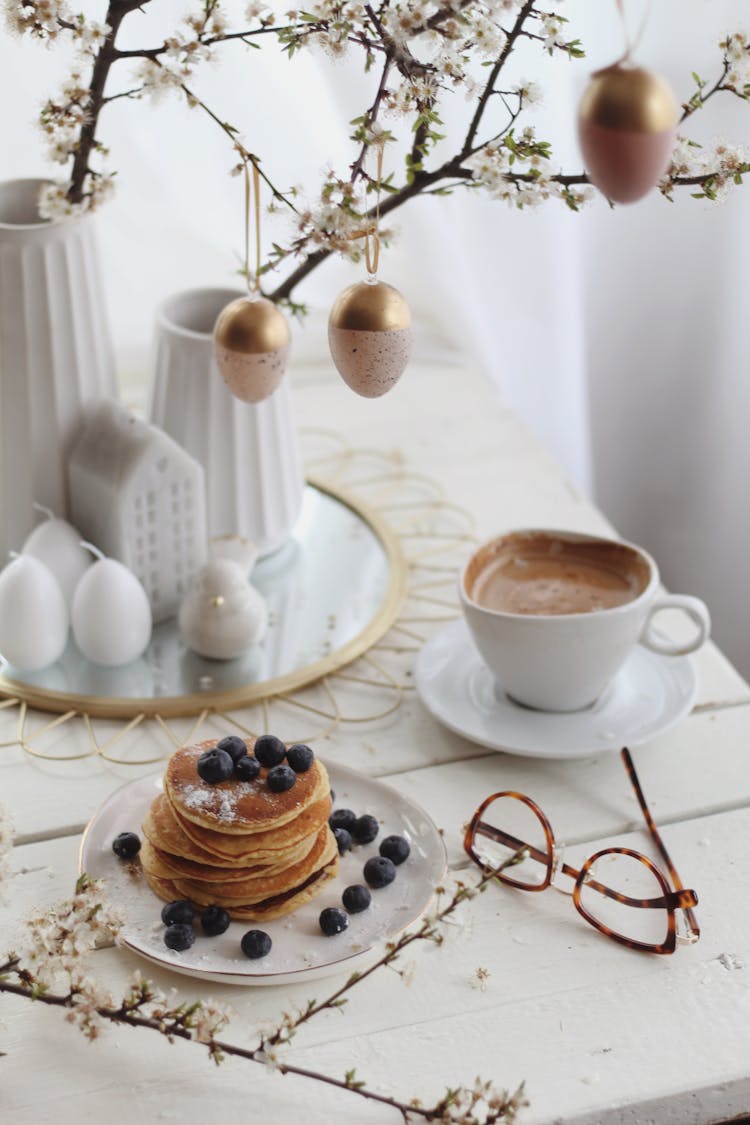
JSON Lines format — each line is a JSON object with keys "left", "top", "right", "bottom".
{"left": 577, "top": 851, "right": 669, "bottom": 947}
{"left": 472, "top": 796, "right": 550, "bottom": 889}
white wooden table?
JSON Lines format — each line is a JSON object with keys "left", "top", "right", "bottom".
{"left": 2, "top": 359, "right": 749, "bottom": 1125}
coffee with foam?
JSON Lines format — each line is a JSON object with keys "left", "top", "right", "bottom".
{"left": 465, "top": 532, "right": 650, "bottom": 617}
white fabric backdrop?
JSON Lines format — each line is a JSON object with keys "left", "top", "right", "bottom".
{"left": 1, "top": 1, "right": 749, "bottom": 676}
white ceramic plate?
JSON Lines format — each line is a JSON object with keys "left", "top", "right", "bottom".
{"left": 79, "top": 761, "right": 447, "bottom": 986}
{"left": 415, "top": 619, "right": 697, "bottom": 759}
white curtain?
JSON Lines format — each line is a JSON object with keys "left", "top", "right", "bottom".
{"left": 2, "top": 1, "right": 749, "bottom": 677}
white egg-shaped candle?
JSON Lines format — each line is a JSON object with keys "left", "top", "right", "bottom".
{"left": 213, "top": 296, "right": 291, "bottom": 403}
{"left": 328, "top": 280, "right": 412, "bottom": 398}
{"left": 0, "top": 555, "right": 69, "bottom": 670}
{"left": 72, "top": 557, "right": 152, "bottom": 666}
{"left": 22, "top": 515, "right": 92, "bottom": 607}
{"left": 178, "top": 558, "right": 268, "bottom": 660}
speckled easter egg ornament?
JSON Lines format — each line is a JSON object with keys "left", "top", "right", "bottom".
{"left": 328, "top": 279, "right": 412, "bottom": 398}
{"left": 212, "top": 158, "right": 291, "bottom": 403}
{"left": 578, "top": 63, "right": 677, "bottom": 203}
{"left": 213, "top": 295, "right": 291, "bottom": 403}
{"left": 328, "top": 143, "right": 411, "bottom": 397}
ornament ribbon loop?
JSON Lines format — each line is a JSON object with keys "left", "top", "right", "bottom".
{"left": 243, "top": 158, "right": 262, "bottom": 295}
{"left": 364, "top": 143, "right": 384, "bottom": 280}
{"left": 613, "top": 0, "right": 652, "bottom": 66}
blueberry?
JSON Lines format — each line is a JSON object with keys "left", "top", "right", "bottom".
{"left": 286, "top": 743, "right": 315, "bottom": 773}
{"left": 267, "top": 764, "right": 296, "bottom": 793}
{"left": 112, "top": 831, "right": 141, "bottom": 860}
{"left": 363, "top": 855, "right": 396, "bottom": 889}
{"left": 379, "top": 835, "right": 411, "bottom": 865}
{"left": 333, "top": 826, "right": 352, "bottom": 854}
{"left": 241, "top": 929, "right": 272, "bottom": 959}
{"left": 352, "top": 813, "right": 379, "bottom": 845}
{"left": 342, "top": 884, "right": 371, "bottom": 914}
{"left": 164, "top": 923, "right": 195, "bottom": 952}
{"left": 319, "top": 907, "right": 349, "bottom": 936}
{"left": 216, "top": 735, "right": 247, "bottom": 763}
{"left": 329, "top": 808, "right": 357, "bottom": 833}
{"left": 161, "top": 899, "right": 195, "bottom": 926}
{"left": 201, "top": 905, "right": 231, "bottom": 936}
{"left": 235, "top": 755, "right": 261, "bottom": 782}
{"left": 196, "top": 747, "right": 234, "bottom": 784}
{"left": 254, "top": 734, "right": 287, "bottom": 768}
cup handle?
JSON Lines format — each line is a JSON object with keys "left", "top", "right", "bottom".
{"left": 640, "top": 595, "right": 711, "bottom": 656}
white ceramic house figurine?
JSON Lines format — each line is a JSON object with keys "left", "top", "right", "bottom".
{"left": 67, "top": 399, "right": 207, "bottom": 623}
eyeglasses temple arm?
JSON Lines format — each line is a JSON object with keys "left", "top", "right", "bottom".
{"left": 621, "top": 747, "right": 701, "bottom": 939}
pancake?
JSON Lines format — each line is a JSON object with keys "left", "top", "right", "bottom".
{"left": 142, "top": 858, "right": 339, "bottom": 923}
{"left": 169, "top": 824, "right": 337, "bottom": 905}
{"left": 144, "top": 792, "right": 330, "bottom": 869}
{"left": 139, "top": 834, "right": 318, "bottom": 885}
{"left": 165, "top": 740, "right": 329, "bottom": 835}
{"left": 169, "top": 793, "right": 332, "bottom": 862}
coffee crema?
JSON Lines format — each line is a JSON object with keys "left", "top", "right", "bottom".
{"left": 465, "top": 532, "right": 650, "bottom": 616}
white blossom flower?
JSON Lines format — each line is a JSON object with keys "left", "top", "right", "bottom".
{"left": 37, "top": 181, "right": 82, "bottom": 221}
{"left": 192, "top": 997, "right": 233, "bottom": 1043}
{"left": 540, "top": 12, "right": 565, "bottom": 50}
{"left": 21, "top": 874, "right": 122, "bottom": 986}
{"left": 73, "top": 17, "right": 111, "bottom": 53}
{"left": 516, "top": 79, "right": 543, "bottom": 108}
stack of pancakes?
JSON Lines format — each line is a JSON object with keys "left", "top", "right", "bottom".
{"left": 140, "top": 739, "right": 337, "bottom": 921}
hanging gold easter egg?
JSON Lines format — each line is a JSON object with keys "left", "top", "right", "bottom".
{"left": 578, "top": 64, "right": 678, "bottom": 204}
{"left": 213, "top": 296, "right": 291, "bottom": 403}
{"left": 328, "top": 280, "right": 412, "bottom": 398}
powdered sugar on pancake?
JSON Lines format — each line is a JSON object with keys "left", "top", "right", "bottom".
{"left": 182, "top": 785, "right": 238, "bottom": 822}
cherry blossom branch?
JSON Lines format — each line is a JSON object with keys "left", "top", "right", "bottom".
{"left": 464, "top": 0, "right": 535, "bottom": 153}
{"left": 12, "top": 3, "right": 750, "bottom": 302}
{"left": 0, "top": 861, "right": 527, "bottom": 1124}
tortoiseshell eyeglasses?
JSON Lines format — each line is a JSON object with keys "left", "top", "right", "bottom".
{"left": 464, "top": 747, "right": 700, "bottom": 954}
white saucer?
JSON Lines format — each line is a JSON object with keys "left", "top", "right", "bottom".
{"left": 415, "top": 619, "right": 697, "bottom": 759}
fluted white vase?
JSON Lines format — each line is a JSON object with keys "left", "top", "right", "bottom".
{"left": 0, "top": 179, "right": 117, "bottom": 559}
{"left": 149, "top": 287, "right": 304, "bottom": 556}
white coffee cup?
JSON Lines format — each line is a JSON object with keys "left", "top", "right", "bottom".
{"left": 459, "top": 528, "right": 711, "bottom": 712}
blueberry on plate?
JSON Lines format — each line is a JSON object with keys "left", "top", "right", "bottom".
{"left": 286, "top": 743, "right": 315, "bottom": 773}
{"left": 342, "top": 884, "right": 371, "bottom": 914}
{"left": 329, "top": 808, "right": 357, "bottom": 833}
{"left": 267, "top": 763, "right": 296, "bottom": 793}
{"left": 201, "top": 905, "right": 231, "bottom": 936}
{"left": 241, "top": 929, "right": 272, "bottom": 959}
{"left": 235, "top": 755, "right": 261, "bottom": 782}
{"left": 333, "top": 826, "right": 352, "bottom": 855}
{"left": 216, "top": 735, "right": 247, "bottom": 763}
{"left": 254, "top": 734, "right": 287, "bottom": 768}
{"left": 164, "top": 923, "right": 195, "bottom": 952}
{"left": 319, "top": 907, "right": 349, "bottom": 936}
{"left": 196, "top": 747, "right": 234, "bottom": 784}
{"left": 379, "top": 835, "right": 411, "bottom": 865}
{"left": 112, "top": 831, "right": 141, "bottom": 860}
{"left": 363, "top": 855, "right": 397, "bottom": 889}
{"left": 352, "top": 813, "right": 379, "bottom": 845}
{"left": 161, "top": 899, "right": 195, "bottom": 926}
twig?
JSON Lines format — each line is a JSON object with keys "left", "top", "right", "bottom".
{"left": 0, "top": 862, "right": 525, "bottom": 1123}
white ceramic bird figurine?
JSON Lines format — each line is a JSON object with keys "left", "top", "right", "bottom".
{"left": 178, "top": 557, "right": 268, "bottom": 661}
